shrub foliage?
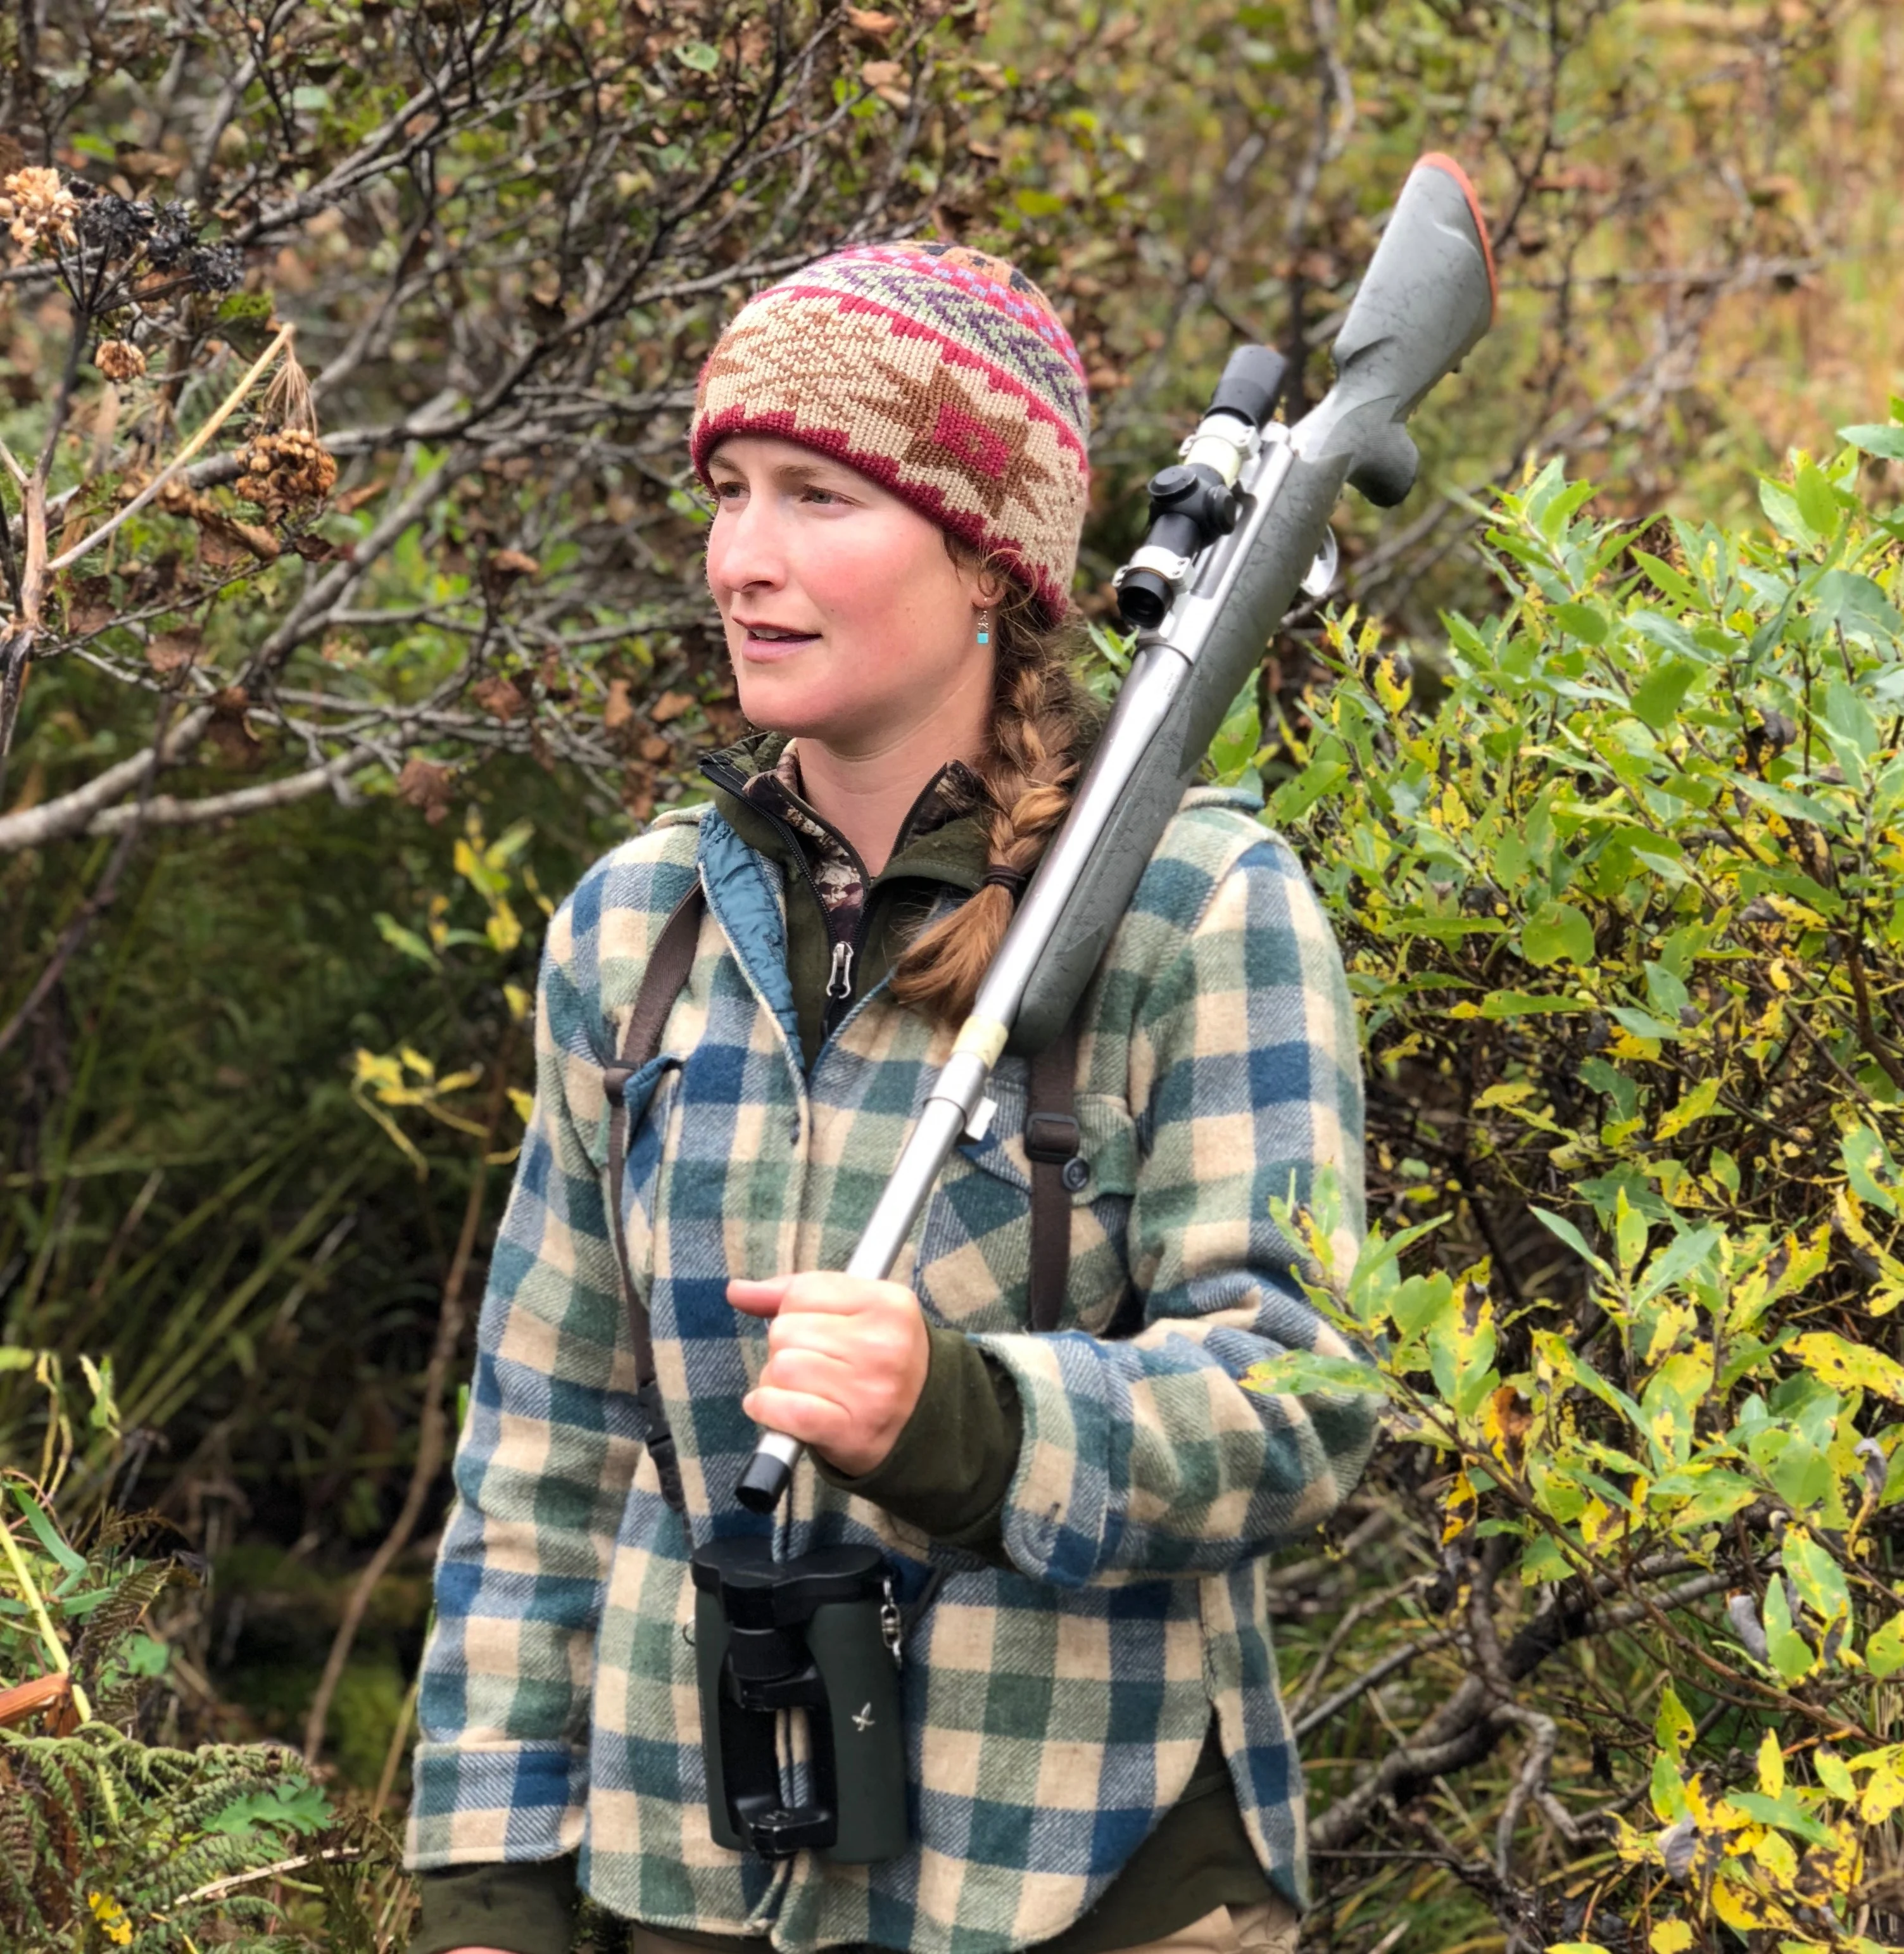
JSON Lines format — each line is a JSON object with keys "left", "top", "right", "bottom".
{"left": 1249, "top": 431, "right": 1904, "bottom": 1950}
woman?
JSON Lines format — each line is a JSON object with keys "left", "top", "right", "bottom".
{"left": 406, "top": 243, "right": 1375, "bottom": 1954}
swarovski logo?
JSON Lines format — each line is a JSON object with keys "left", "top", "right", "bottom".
{"left": 852, "top": 1702, "right": 875, "bottom": 1733}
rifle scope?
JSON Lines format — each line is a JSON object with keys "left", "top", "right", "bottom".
{"left": 1114, "top": 346, "right": 1289, "bottom": 631}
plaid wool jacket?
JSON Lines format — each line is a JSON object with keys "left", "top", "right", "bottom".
{"left": 407, "top": 782, "right": 1376, "bottom": 1954}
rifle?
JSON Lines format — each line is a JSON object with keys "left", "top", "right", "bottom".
{"left": 736, "top": 150, "right": 1497, "bottom": 1513}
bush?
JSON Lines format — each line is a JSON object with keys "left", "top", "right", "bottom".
{"left": 1251, "top": 428, "right": 1904, "bottom": 1950}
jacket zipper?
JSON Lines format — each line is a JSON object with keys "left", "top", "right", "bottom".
{"left": 702, "top": 755, "right": 875, "bottom": 1049}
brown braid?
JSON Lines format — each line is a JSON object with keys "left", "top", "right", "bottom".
{"left": 889, "top": 560, "right": 1094, "bottom": 1027}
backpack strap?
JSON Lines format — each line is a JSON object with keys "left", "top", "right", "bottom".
{"left": 1024, "top": 1016, "right": 1083, "bottom": 1334}
{"left": 601, "top": 883, "right": 704, "bottom": 1515}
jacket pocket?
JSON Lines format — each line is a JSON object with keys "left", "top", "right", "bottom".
{"left": 912, "top": 1068, "right": 1139, "bottom": 1335}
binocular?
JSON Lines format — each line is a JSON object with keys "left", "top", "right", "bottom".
{"left": 691, "top": 1539, "right": 909, "bottom": 1864}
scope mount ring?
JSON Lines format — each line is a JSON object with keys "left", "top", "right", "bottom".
{"left": 1113, "top": 543, "right": 1194, "bottom": 591}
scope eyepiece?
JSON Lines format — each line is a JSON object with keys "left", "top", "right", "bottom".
{"left": 1114, "top": 343, "right": 1289, "bottom": 631}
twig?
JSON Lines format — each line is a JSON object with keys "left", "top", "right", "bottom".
{"left": 172, "top": 1846, "right": 369, "bottom": 1907}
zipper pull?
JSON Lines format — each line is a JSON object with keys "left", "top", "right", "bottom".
{"left": 826, "top": 939, "right": 854, "bottom": 1002}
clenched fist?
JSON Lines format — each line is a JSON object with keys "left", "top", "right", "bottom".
{"left": 726, "top": 1272, "right": 931, "bottom": 1477}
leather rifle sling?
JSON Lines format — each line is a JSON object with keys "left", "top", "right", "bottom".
{"left": 602, "top": 883, "right": 704, "bottom": 1514}
{"left": 1023, "top": 1018, "right": 1082, "bottom": 1334}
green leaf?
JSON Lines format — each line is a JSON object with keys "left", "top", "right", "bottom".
{"left": 1479, "top": 991, "right": 1584, "bottom": 1017}
{"left": 9, "top": 1486, "right": 85, "bottom": 1577}
{"left": 1237, "top": 1351, "right": 1384, "bottom": 1397}
{"left": 1843, "top": 1127, "right": 1901, "bottom": 1215}
{"left": 1655, "top": 1682, "right": 1695, "bottom": 1762}
{"left": 677, "top": 40, "right": 720, "bottom": 71}
{"left": 1867, "top": 1613, "right": 1904, "bottom": 1679}
{"left": 1723, "top": 1789, "right": 1833, "bottom": 1846}
{"left": 1793, "top": 462, "right": 1840, "bottom": 538}
{"left": 1841, "top": 422, "right": 1904, "bottom": 460}
{"left": 373, "top": 913, "right": 440, "bottom": 968}
{"left": 208, "top": 1780, "right": 334, "bottom": 1838}
{"left": 1630, "top": 657, "right": 1699, "bottom": 731}
{"left": 1632, "top": 551, "right": 1703, "bottom": 608}
{"left": 1390, "top": 1270, "right": 1454, "bottom": 1337}
{"left": 1531, "top": 1207, "right": 1610, "bottom": 1275}
{"left": 1762, "top": 1576, "right": 1816, "bottom": 1682}
{"left": 1207, "top": 677, "right": 1261, "bottom": 788}
{"left": 1759, "top": 477, "right": 1820, "bottom": 548}
{"left": 1552, "top": 600, "right": 1609, "bottom": 644}
{"left": 1781, "top": 1529, "right": 1851, "bottom": 1627}
{"left": 1668, "top": 1468, "right": 1758, "bottom": 1528}
{"left": 1522, "top": 902, "right": 1595, "bottom": 968}
{"left": 1633, "top": 1225, "right": 1720, "bottom": 1304}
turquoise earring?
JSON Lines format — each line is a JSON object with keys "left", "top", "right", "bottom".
{"left": 977, "top": 608, "right": 990, "bottom": 647}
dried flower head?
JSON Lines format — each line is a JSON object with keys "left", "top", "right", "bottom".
{"left": 95, "top": 339, "right": 147, "bottom": 381}
{"left": 186, "top": 242, "right": 243, "bottom": 293}
{"left": 0, "top": 166, "right": 79, "bottom": 254}
{"left": 77, "top": 192, "right": 155, "bottom": 260}
{"left": 235, "top": 427, "right": 339, "bottom": 517}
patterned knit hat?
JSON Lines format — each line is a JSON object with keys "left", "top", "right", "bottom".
{"left": 690, "top": 243, "right": 1091, "bottom": 624}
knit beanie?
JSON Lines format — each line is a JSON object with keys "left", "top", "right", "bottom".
{"left": 690, "top": 243, "right": 1091, "bottom": 625}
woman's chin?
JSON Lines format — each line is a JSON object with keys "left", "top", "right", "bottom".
{"left": 733, "top": 676, "right": 852, "bottom": 743}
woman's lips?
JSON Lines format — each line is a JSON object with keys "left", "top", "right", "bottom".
{"left": 740, "top": 628, "right": 820, "bottom": 662}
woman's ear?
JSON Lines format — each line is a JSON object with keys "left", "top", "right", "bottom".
{"left": 971, "top": 572, "right": 1006, "bottom": 612}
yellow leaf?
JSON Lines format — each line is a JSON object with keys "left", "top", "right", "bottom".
{"left": 1708, "top": 1869, "right": 1782, "bottom": 1932}
{"left": 89, "top": 1893, "right": 133, "bottom": 1947}
{"left": 1372, "top": 655, "right": 1410, "bottom": 713}
{"left": 351, "top": 1048, "right": 403, "bottom": 1091}
{"left": 1648, "top": 1923, "right": 1693, "bottom": 1954}
{"left": 1758, "top": 1726, "right": 1785, "bottom": 1799}
{"left": 399, "top": 1045, "right": 436, "bottom": 1080}
{"left": 1442, "top": 1470, "right": 1478, "bottom": 1544}
{"left": 1789, "top": 1330, "right": 1904, "bottom": 1403}
{"left": 1475, "top": 1081, "right": 1538, "bottom": 1111}
{"left": 1861, "top": 1761, "right": 1904, "bottom": 1825}
{"left": 1753, "top": 1824, "right": 1799, "bottom": 1888}
{"left": 486, "top": 897, "right": 523, "bottom": 954}
{"left": 507, "top": 1088, "right": 534, "bottom": 1125}
{"left": 1656, "top": 1075, "right": 1721, "bottom": 1142}
{"left": 1580, "top": 1495, "right": 1621, "bottom": 1547}
{"left": 503, "top": 983, "right": 533, "bottom": 1023}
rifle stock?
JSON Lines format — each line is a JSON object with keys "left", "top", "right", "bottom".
{"left": 1013, "top": 151, "right": 1495, "bottom": 1049}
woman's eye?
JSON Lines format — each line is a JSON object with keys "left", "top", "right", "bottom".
{"left": 712, "top": 481, "right": 744, "bottom": 501}
{"left": 800, "top": 487, "right": 840, "bottom": 505}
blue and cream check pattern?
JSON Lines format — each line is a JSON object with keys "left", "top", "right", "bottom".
{"left": 407, "top": 785, "right": 1375, "bottom": 1954}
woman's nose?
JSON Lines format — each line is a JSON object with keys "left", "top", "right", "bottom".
{"left": 709, "top": 494, "right": 785, "bottom": 596}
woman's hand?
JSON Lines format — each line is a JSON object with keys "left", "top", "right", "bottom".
{"left": 726, "top": 1272, "right": 930, "bottom": 1476}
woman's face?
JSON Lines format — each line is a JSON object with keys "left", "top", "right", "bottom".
{"left": 703, "top": 436, "right": 992, "bottom": 757}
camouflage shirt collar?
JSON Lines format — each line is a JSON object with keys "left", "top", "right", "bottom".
{"left": 701, "top": 732, "right": 985, "bottom": 921}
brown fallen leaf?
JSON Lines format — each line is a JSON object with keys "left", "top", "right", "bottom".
{"left": 333, "top": 475, "right": 391, "bottom": 516}
{"left": 648, "top": 689, "right": 696, "bottom": 724}
{"left": 0, "top": 1672, "right": 74, "bottom": 1734}
{"left": 208, "top": 686, "right": 263, "bottom": 770}
{"left": 603, "top": 678, "right": 635, "bottom": 730}
{"left": 396, "top": 755, "right": 455, "bottom": 824}
{"left": 473, "top": 674, "right": 530, "bottom": 722}
{"left": 146, "top": 625, "right": 203, "bottom": 675}
{"left": 480, "top": 548, "right": 541, "bottom": 600}
{"left": 639, "top": 734, "right": 671, "bottom": 763}
{"left": 859, "top": 58, "right": 904, "bottom": 87}
{"left": 845, "top": 6, "right": 898, "bottom": 34}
